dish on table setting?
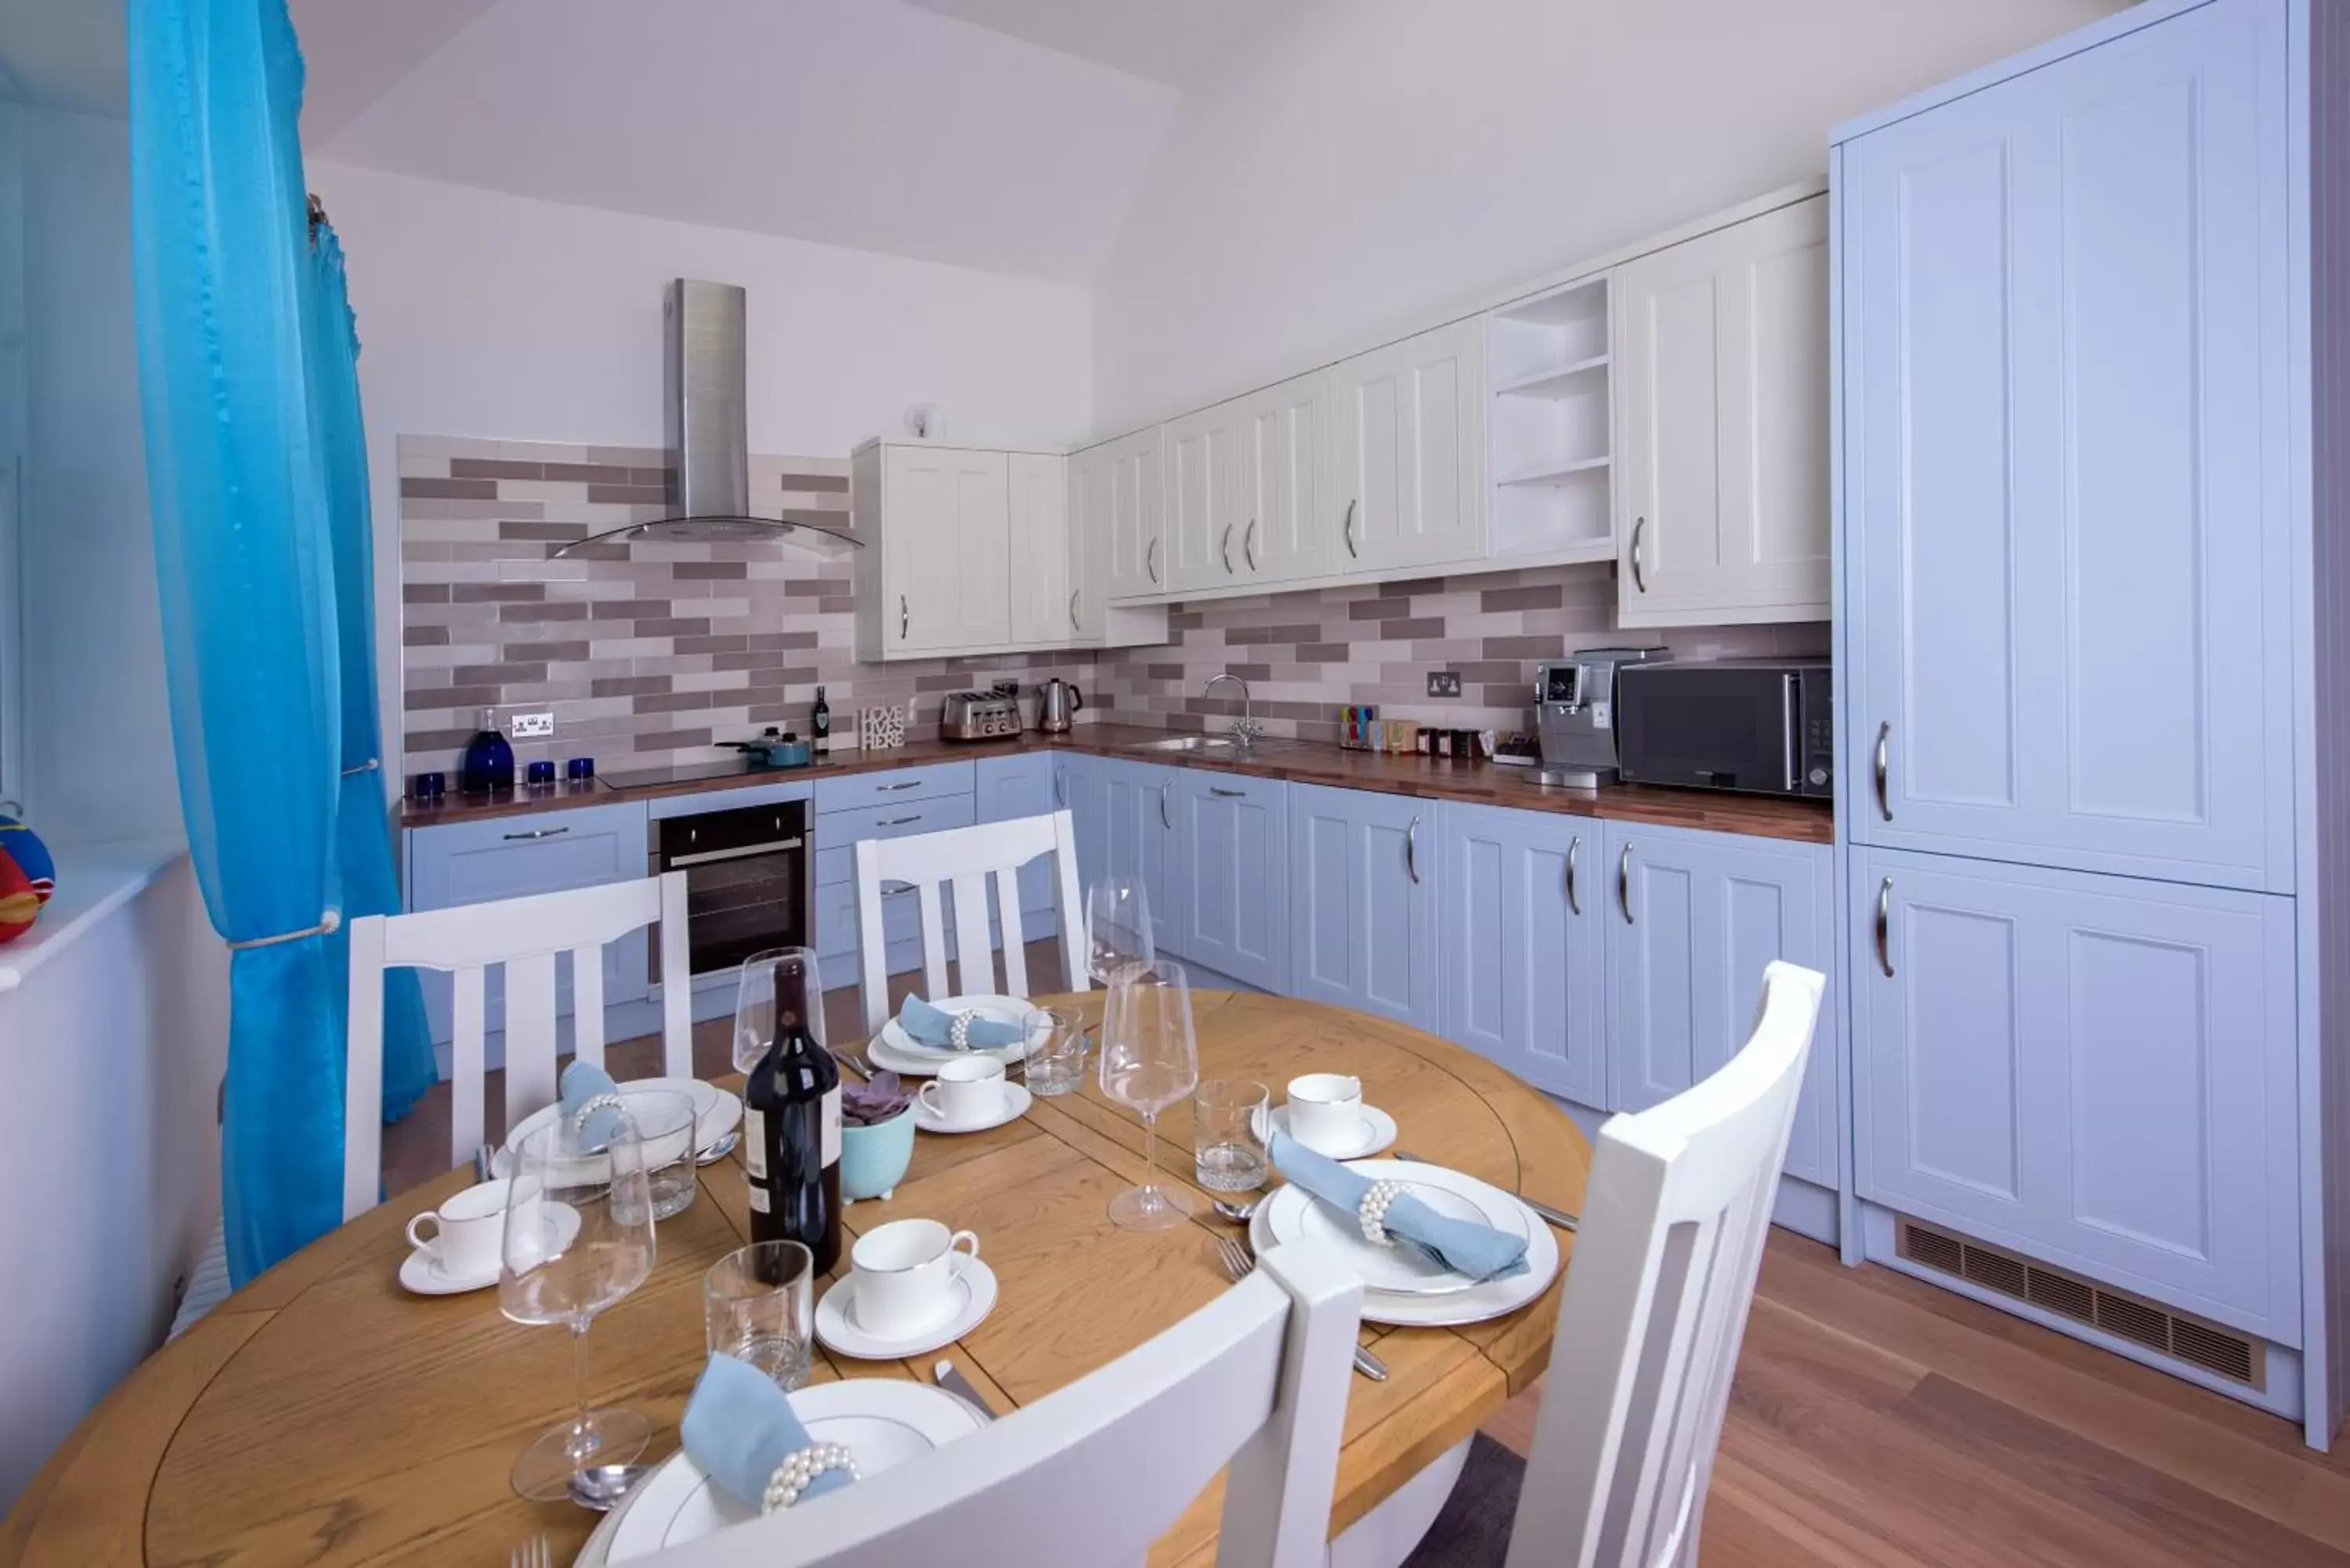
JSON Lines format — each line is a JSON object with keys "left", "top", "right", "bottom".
{"left": 911, "top": 1081, "right": 1032, "bottom": 1135}
{"left": 813, "top": 1258, "right": 1001, "bottom": 1360}
{"left": 585, "top": 1378, "right": 990, "bottom": 1563}
{"left": 1253, "top": 1102, "right": 1399, "bottom": 1160}
{"left": 1250, "top": 1158, "right": 1561, "bottom": 1328}
{"left": 866, "top": 994, "right": 1039, "bottom": 1077}
{"left": 397, "top": 1203, "right": 582, "bottom": 1296}
{"left": 493, "top": 1078, "right": 741, "bottom": 1180}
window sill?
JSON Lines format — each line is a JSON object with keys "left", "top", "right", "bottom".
{"left": 0, "top": 836, "right": 190, "bottom": 995}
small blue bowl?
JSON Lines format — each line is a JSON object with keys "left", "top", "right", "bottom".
{"left": 840, "top": 1107, "right": 916, "bottom": 1203}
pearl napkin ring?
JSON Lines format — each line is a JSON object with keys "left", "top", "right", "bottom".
{"left": 948, "top": 1010, "right": 977, "bottom": 1050}
{"left": 569, "top": 1092, "right": 624, "bottom": 1130}
{"left": 1356, "top": 1180, "right": 1408, "bottom": 1247}
{"left": 761, "top": 1441, "right": 861, "bottom": 1512}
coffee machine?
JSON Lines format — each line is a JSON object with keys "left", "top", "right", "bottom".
{"left": 1530, "top": 647, "right": 1669, "bottom": 786}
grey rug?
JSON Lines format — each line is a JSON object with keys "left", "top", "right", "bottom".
{"left": 1400, "top": 1433, "right": 1524, "bottom": 1568}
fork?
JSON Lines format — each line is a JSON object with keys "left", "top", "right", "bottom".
{"left": 1213, "top": 1234, "right": 1388, "bottom": 1382}
{"left": 510, "top": 1536, "right": 550, "bottom": 1568}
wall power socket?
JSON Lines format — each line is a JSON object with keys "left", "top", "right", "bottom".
{"left": 1426, "top": 671, "right": 1463, "bottom": 698}
{"left": 510, "top": 710, "right": 555, "bottom": 739}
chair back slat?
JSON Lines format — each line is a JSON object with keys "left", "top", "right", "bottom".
{"left": 1506, "top": 961, "right": 1824, "bottom": 1568}
{"left": 853, "top": 811, "right": 1088, "bottom": 1036}
{"left": 342, "top": 873, "right": 692, "bottom": 1219}
{"left": 641, "top": 1244, "right": 1361, "bottom": 1568}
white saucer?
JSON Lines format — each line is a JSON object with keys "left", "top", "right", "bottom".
{"left": 397, "top": 1201, "right": 581, "bottom": 1295}
{"left": 494, "top": 1078, "right": 741, "bottom": 1179}
{"left": 815, "top": 1258, "right": 999, "bottom": 1360}
{"left": 1256, "top": 1103, "right": 1398, "bottom": 1160}
{"left": 912, "top": 1082, "right": 1032, "bottom": 1135}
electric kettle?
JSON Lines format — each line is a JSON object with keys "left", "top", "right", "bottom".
{"left": 1038, "top": 678, "right": 1083, "bottom": 733}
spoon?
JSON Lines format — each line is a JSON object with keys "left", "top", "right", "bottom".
{"left": 1212, "top": 1197, "right": 1263, "bottom": 1223}
{"left": 695, "top": 1130, "right": 739, "bottom": 1165}
{"left": 568, "top": 1463, "right": 653, "bottom": 1512}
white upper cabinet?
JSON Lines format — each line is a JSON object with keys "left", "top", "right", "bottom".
{"left": 1164, "top": 399, "right": 1246, "bottom": 594}
{"left": 1238, "top": 373, "right": 1330, "bottom": 583}
{"left": 1007, "top": 451, "right": 1073, "bottom": 646}
{"left": 1101, "top": 427, "right": 1162, "bottom": 603}
{"left": 1615, "top": 195, "right": 1830, "bottom": 627}
{"left": 1327, "top": 317, "right": 1486, "bottom": 573}
{"left": 855, "top": 443, "right": 1012, "bottom": 658}
{"left": 1066, "top": 443, "right": 1108, "bottom": 643}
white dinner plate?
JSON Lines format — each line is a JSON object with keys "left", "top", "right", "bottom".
{"left": 495, "top": 1078, "right": 739, "bottom": 1180}
{"left": 604, "top": 1379, "right": 987, "bottom": 1560}
{"left": 877, "top": 995, "right": 1038, "bottom": 1061}
{"left": 1253, "top": 1161, "right": 1559, "bottom": 1328}
{"left": 1260, "top": 1164, "right": 1528, "bottom": 1297}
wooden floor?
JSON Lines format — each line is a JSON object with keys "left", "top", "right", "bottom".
{"left": 384, "top": 945, "right": 2350, "bottom": 1565}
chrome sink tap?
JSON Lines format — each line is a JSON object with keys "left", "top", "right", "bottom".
{"left": 1203, "top": 672, "right": 1263, "bottom": 750}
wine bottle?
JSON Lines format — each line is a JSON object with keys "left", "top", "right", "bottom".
{"left": 743, "top": 1011, "right": 842, "bottom": 1274}
{"left": 811, "top": 686, "right": 831, "bottom": 758}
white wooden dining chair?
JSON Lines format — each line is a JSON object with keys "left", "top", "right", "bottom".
{"left": 851, "top": 808, "right": 1086, "bottom": 1033}
{"left": 342, "top": 871, "right": 692, "bottom": 1220}
{"left": 1502, "top": 959, "right": 1825, "bottom": 1568}
{"left": 643, "top": 1240, "right": 1363, "bottom": 1568}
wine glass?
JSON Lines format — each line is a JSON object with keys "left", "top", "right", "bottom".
{"left": 1086, "top": 877, "right": 1155, "bottom": 988}
{"left": 1098, "top": 960, "right": 1199, "bottom": 1231}
{"left": 735, "top": 946, "right": 827, "bottom": 1075}
{"left": 498, "top": 1112, "right": 659, "bottom": 1501}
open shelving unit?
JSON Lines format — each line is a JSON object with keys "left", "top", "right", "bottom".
{"left": 1485, "top": 275, "right": 1614, "bottom": 565}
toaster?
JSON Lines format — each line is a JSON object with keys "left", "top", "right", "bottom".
{"left": 939, "top": 690, "right": 1023, "bottom": 742}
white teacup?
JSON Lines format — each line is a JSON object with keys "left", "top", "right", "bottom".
{"left": 916, "top": 1056, "right": 1008, "bottom": 1125}
{"left": 1286, "top": 1073, "right": 1368, "bottom": 1152}
{"left": 850, "top": 1218, "right": 981, "bottom": 1339}
{"left": 407, "top": 1176, "right": 538, "bottom": 1279}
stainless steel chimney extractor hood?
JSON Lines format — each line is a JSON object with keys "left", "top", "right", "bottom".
{"left": 549, "top": 280, "right": 859, "bottom": 558}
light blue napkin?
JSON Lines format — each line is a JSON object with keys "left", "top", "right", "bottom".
{"left": 1271, "top": 1132, "right": 1528, "bottom": 1283}
{"left": 682, "top": 1353, "right": 856, "bottom": 1508}
{"left": 898, "top": 995, "right": 1024, "bottom": 1051}
{"left": 559, "top": 1059, "right": 627, "bottom": 1151}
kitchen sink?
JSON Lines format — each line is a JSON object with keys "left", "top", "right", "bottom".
{"left": 1121, "top": 734, "right": 1304, "bottom": 755}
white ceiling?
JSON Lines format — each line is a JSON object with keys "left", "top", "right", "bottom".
{"left": 898, "top": 0, "right": 1299, "bottom": 89}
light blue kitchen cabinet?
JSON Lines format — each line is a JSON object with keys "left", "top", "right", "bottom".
{"left": 1838, "top": 0, "right": 2292, "bottom": 893}
{"left": 1286, "top": 784, "right": 1437, "bottom": 1032}
{"left": 1169, "top": 771, "right": 1289, "bottom": 994}
{"left": 1435, "top": 802, "right": 1605, "bottom": 1109}
{"left": 1602, "top": 821, "right": 1837, "bottom": 1189}
{"left": 1075, "top": 756, "right": 1183, "bottom": 960}
{"left": 974, "top": 752, "right": 1060, "bottom": 941}
{"left": 1849, "top": 847, "right": 2299, "bottom": 1344}
{"left": 404, "top": 798, "right": 651, "bottom": 1043}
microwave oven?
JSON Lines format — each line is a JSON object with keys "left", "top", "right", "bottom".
{"left": 1614, "top": 659, "right": 1833, "bottom": 798}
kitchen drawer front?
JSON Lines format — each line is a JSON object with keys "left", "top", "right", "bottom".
{"left": 815, "top": 796, "right": 979, "bottom": 885}
{"left": 814, "top": 761, "right": 977, "bottom": 815}
{"left": 1850, "top": 848, "right": 2300, "bottom": 1342}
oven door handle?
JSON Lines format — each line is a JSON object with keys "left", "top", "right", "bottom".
{"left": 1782, "top": 672, "right": 1799, "bottom": 793}
{"left": 667, "top": 837, "right": 803, "bottom": 869}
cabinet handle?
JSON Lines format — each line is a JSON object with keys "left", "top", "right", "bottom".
{"left": 1245, "top": 518, "right": 1259, "bottom": 571}
{"left": 1565, "top": 835, "right": 1582, "bottom": 915}
{"left": 1343, "top": 499, "right": 1359, "bottom": 558}
{"left": 1220, "top": 523, "right": 1235, "bottom": 574}
{"left": 1405, "top": 815, "right": 1421, "bottom": 885}
{"left": 1873, "top": 721, "right": 1893, "bottom": 822}
{"left": 880, "top": 780, "right": 921, "bottom": 791}
{"left": 1054, "top": 770, "right": 1066, "bottom": 808}
{"left": 1876, "top": 876, "right": 1895, "bottom": 977}
{"left": 899, "top": 594, "right": 909, "bottom": 639}
{"left": 1782, "top": 672, "right": 1799, "bottom": 793}
{"left": 1629, "top": 517, "right": 1648, "bottom": 593}
{"left": 1147, "top": 536, "right": 1161, "bottom": 583}
{"left": 1069, "top": 589, "right": 1080, "bottom": 631}
{"left": 876, "top": 815, "right": 924, "bottom": 827}
{"left": 883, "top": 884, "right": 917, "bottom": 898}
{"left": 1209, "top": 785, "right": 1246, "bottom": 799}
{"left": 1617, "top": 844, "right": 1634, "bottom": 923}
{"left": 503, "top": 826, "right": 571, "bottom": 840}
{"left": 1159, "top": 786, "right": 1173, "bottom": 831}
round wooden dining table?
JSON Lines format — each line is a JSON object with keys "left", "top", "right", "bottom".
{"left": 2, "top": 992, "right": 1589, "bottom": 1567}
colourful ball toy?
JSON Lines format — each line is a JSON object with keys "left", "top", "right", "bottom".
{"left": 0, "top": 848, "right": 38, "bottom": 945}
{"left": 0, "top": 812, "right": 53, "bottom": 905}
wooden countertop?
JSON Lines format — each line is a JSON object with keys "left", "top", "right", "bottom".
{"left": 1, "top": 993, "right": 1588, "bottom": 1566}
{"left": 402, "top": 724, "right": 1833, "bottom": 845}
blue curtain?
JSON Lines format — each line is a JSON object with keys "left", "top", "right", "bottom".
{"left": 309, "top": 221, "right": 436, "bottom": 1125}
{"left": 127, "top": 0, "right": 399, "bottom": 1281}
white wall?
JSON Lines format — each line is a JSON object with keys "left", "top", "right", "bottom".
{"left": 17, "top": 106, "right": 179, "bottom": 843}
{"left": 307, "top": 162, "right": 1097, "bottom": 784}
{"left": 1088, "top": 0, "right": 2131, "bottom": 432}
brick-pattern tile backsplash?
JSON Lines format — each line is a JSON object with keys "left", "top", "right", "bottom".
{"left": 397, "top": 433, "right": 1827, "bottom": 780}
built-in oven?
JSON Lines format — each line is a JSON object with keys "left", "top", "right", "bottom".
{"left": 1615, "top": 659, "right": 1834, "bottom": 798}
{"left": 650, "top": 797, "right": 813, "bottom": 981}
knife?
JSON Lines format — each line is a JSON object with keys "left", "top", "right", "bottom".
{"left": 1393, "top": 1148, "right": 1579, "bottom": 1233}
{"left": 933, "top": 1360, "right": 996, "bottom": 1422}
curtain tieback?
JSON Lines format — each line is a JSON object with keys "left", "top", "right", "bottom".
{"left": 341, "top": 757, "right": 379, "bottom": 777}
{"left": 228, "top": 909, "right": 342, "bottom": 951}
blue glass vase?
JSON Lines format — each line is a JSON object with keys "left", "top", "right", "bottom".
{"left": 459, "top": 709, "right": 515, "bottom": 794}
